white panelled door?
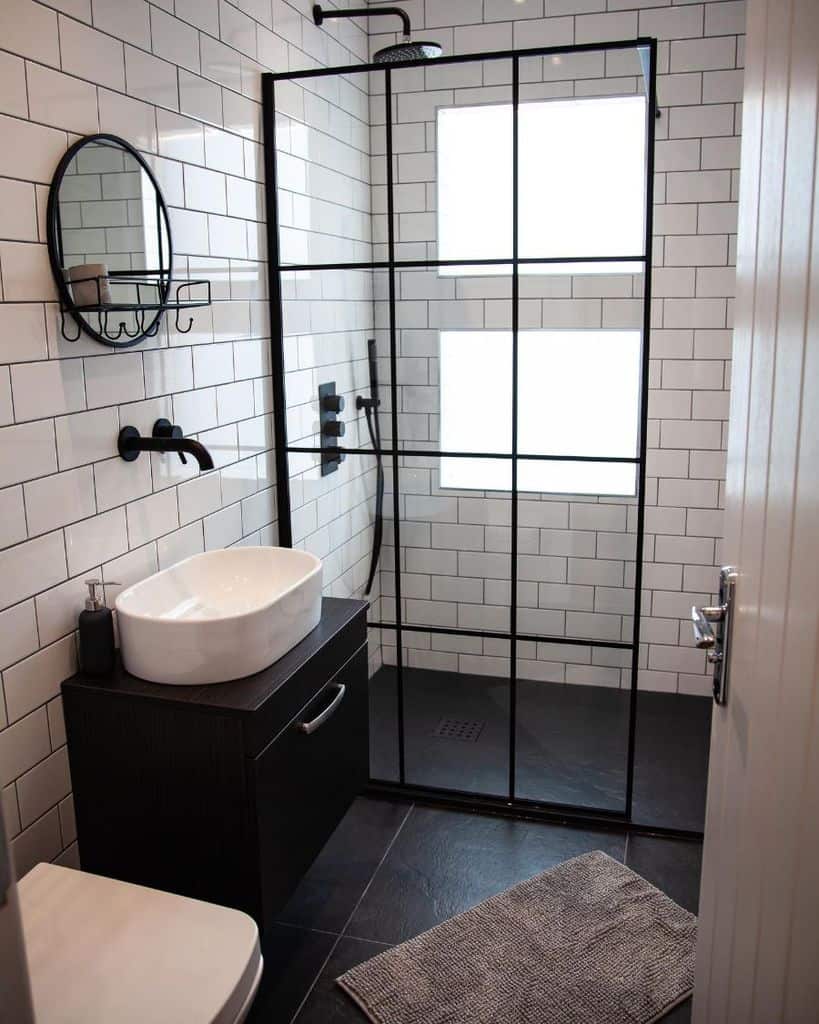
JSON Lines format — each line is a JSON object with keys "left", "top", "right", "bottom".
{"left": 693, "top": 0, "right": 819, "bottom": 1020}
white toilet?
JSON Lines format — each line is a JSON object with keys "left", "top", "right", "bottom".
{"left": 17, "top": 863, "right": 262, "bottom": 1024}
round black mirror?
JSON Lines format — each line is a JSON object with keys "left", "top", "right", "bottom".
{"left": 47, "top": 134, "right": 173, "bottom": 348}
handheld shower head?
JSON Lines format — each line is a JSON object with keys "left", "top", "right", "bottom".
{"left": 312, "top": 5, "right": 442, "bottom": 63}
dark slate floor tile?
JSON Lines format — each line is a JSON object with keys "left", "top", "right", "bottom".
{"left": 293, "top": 937, "right": 389, "bottom": 1024}
{"left": 345, "top": 805, "right": 626, "bottom": 945}
{"left": 632, "top": 691, "right": 711, "bottom": 832}
{"left": 246, "top": 924, "right": 337, "bottom": 1024}
{"left": 626, "top": 834, "right": 703, "bottom": 913}
{"left": 277, "top": 797, "right": 411, "bottom": 933}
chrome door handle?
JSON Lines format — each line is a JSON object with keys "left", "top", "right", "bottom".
{"left": 691, "top": 605, "right": 725, "bottom": 656}
{"left": 297, "top": 683, "right": 346, "bottom": 735}
{"left": 692, "top": 567, "right": 737, "bottom": 705}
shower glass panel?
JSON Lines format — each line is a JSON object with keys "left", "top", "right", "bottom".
{"left": 274, "top": 70, "right": 380, "bottom": 268}
{"left": 264, "top": 38, "right": 681, "bottom": 831}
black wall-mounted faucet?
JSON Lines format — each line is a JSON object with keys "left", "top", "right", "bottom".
{"left": 118, "top": 418, "right": 215, "bottom": 471}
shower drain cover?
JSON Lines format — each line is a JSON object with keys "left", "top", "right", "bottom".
{"left": 433, "top": 717, "right": 485, "bottom": 743}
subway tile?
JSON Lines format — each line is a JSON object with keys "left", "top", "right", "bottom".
{"left": 0, "top": 602, "right": 39, "bottom": 671}
{"left": 0, "top": 52, "right": 27, "bottom": 119}
{"left": 193, "top": 342, "right": 235, "bottom": 387}
{"left": 93, "top": 454, "right": 153, "bottom": 512}
{"left": 157, "top": 109, "right": 205, "bottom": 165}
{"left": 11, "top": 360, "right": 85, "bottom": 422}
{"left": 0, "top": 0, "right": 60, "bottom": 65}
{"left": 59, "top": 15, "right": 125, "bottom": 91}
{"left": 220, "top": 0, "right": 258, "bottom": 58}
{"left": 84, "top": 352, "right": 145, "bottom": 408}
{"left": 0, "top": 420, "right": 58, "bottom": 489}
{"left": 55, "top": 407, "right": 119, "bottom": 470}
{"left": 0, "top": 306, "right": 48, "bottom": 364}
{"left": 151, "top": 7, "right": 200, "bottom": 74}
{"left": 24, "top": 466, "right": 95, "bottom": 536}
{"left": 179, "top": 70, "right": 224, "bottom": 126}
{"left": 704, "top": 1, "right": 746, "bottom": 37}
{"left": 0, "top": 485, "right": 27, "bottom": 549}
{"left": 203, "top": 502, "right": 242, "bottom": 549}
{"left": 4, "top": 636, "right": 76, "bottom": 724}
{"left": 26, "top": 63, "right": 98, "bottom": 135}
{"left": 670, "top": 36, "right": 736, "bottom": 74}
{"left": 0, "top": 114, "right": 67, "bottom": 184}
{"left": 575, "top": 11, "right": 637, "bottom": 43}
{"left": 98, "top": 90, "right": 158, "bottom": 154}
{"left": 0, "top": 531, "right": 67, "bottom": 611}
{"left": 100, "top": 544, "right": 159, "bottom": 607}
{"left": 176, "top": 0, "right": 219, "bottom": 35}
{"left": 143, "top": 347, "right": 194, "bottom": 398}
{"left": 200, "top": 34, "right": 243, "bottom": 93}
{"left": 0, "top": 709, "right": 51, "bottom": 789}
{"left": 125, "top": 46, "right": 179, "bottom": 111}
{"left": 12, "top": 806, "right": 62, "bottom": 879}
{"left": 0, "top": 178, "right": 38, "bottom": 242}
{"left": 127, "top": 488, "right": 179, "bottom": 547}
{"left": 66, "top": 507, "right": 127, "bottom": 576}
{"left": 0, "top": 242, "right": 55, "bottom": 301}
{"left": 156, "top": 521, "right": 204, "bottom": 568}
{"left": 92, "top": 0, "right": 151, "bottom": 47}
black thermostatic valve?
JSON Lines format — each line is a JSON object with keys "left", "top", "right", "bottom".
{"left": 319, "top": 382, "right": 345, "bottom": 476}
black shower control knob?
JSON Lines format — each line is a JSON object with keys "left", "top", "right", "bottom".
{"left": 323, "top": 394, "right": 345, "bottom": 413}
{"left": 324, "top": 420, "right": 345, "bottom": 437}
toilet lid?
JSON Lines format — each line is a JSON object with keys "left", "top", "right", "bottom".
{"left": 18, "top": 863, "right": 261, "bottom": 1024}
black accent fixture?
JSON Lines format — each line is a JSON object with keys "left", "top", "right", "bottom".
{"left": 46, "top": 134, "right": 211, "bottom": 348}
{"left": 319, "top": 382, "right": 345, "bottom": 476}
{"left": 62, "top": 598, "right": 369, "bottom": 931}
{"left": 311, "top": 5, "right": 442, "bottom": 63}
{"left": 357, "top": 338, "right": 383, "bottom": 597}
{"left": 117, "top": 418, "right": 214, "bottom": 470}
{"left": 262, "top": 38, "right": 659, "bottom": 831}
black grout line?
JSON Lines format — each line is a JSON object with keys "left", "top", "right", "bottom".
{"left": 287, "top": 801, "right": 415, "bottom": 1024}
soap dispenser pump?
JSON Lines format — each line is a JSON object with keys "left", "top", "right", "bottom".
{"left": 79, "top": 579, "right": 118, "bottom": 676}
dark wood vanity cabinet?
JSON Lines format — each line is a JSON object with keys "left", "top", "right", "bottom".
{"left": 62, "top": 598, "right": 368, "bottom": 932}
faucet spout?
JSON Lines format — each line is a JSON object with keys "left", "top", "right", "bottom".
{"left": 162, "top": 436, "right": 215, "bottom": 471}
{"left": 117, "top": 419, "right": 215, "bottom": 471}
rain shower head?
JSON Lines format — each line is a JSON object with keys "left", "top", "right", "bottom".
{"left": 312, "top": 5, "right": 442, "bottom": 64}
{"left": 373, "top": 39, "right": 443, "bottom": 63}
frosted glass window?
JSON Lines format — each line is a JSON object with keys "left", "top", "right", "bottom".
{"left": 439, "top": 330, "right": 640, "bottom": 496}
{"left": 437, "top": 96, "right": 646, "bottom": 275}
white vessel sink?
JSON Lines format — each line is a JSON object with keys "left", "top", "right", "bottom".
{"left": 115, "top": 547, "right": 323, "bottom": 685}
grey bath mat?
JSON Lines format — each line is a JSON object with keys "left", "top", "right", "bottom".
{"left": 337, "top": 850, "right": 696, "bottom": 1024}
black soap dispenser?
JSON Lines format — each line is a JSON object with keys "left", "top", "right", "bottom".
{"left": 79, "top": 579, "right": 118, "bottom": 676}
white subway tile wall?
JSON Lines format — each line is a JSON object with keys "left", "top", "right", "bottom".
{"left": 368, "top": 0, "right": 742, "bottom": 693}
{"left": 0, "top": 0, "right": 370, "bottom": 877}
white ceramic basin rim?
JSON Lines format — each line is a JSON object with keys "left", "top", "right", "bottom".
{"left": 115, "top": 547, "right": 323, "bottom": 685}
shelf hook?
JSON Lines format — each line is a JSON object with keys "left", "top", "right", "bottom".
{"left": 59, "top": 309, "right": 82, "bottom": 342}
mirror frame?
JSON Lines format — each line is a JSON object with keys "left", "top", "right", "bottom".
{"left": 46, "top": 133, "right": 174, "bottom": 349}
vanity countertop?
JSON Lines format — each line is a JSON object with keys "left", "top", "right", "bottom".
{"left": 63, "top": 596, "right": 368, "bottom": 755}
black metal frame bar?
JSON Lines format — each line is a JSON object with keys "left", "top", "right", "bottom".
{"left": 262, "top": 38, "right": 667, "bottom": 832}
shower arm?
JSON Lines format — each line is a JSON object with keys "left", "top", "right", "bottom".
{"left": 312, "top": 5, "right": 412, "bottom": 38}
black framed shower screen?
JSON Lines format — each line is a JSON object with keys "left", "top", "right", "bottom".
{"left": 262, "top": 37, "right": 663, "bottom": 831}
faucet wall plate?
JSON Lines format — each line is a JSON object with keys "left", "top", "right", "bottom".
{"left": 118, "top": 425, "right": 141, "bottom": 462}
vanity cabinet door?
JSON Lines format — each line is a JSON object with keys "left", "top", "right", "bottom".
{"left": 251, "top": 643, "right": 369, "bottom": 927}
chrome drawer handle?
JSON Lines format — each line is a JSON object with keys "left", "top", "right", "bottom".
{"left": 297, "top": 683, "right": 346, "bottom": 735}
